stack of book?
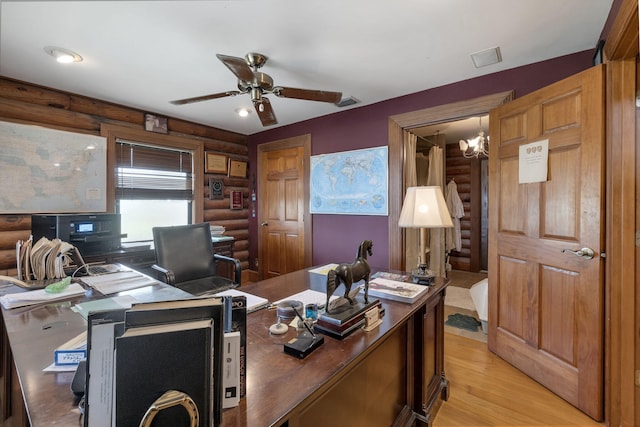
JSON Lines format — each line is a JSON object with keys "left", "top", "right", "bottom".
{"left": 83, "top": 297, "right": 225, "bottom": 427}
{"left": 315, "top": 299, "right": 382, "bottom": 339}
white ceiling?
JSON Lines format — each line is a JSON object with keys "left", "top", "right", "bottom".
{"left": 0, "top": 1, "right": 613, "bottom": 136}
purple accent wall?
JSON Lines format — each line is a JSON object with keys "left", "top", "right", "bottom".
{"left": 247, "top": 50, "right": 594, "bottom": 270}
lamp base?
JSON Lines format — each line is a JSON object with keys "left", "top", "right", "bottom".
{"left": 410, "top": 264, "right": 435, "bottom": 285}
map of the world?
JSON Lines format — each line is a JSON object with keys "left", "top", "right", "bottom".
{"left": 0, "top": 121, "right": 107, "bottom": 213}
{"left": 310, "top": 146, "right": 388, "bottom": 215}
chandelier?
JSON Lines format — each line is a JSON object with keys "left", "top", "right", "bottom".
{"left": 459, "top": 116, "right": 489, "bottom": 158}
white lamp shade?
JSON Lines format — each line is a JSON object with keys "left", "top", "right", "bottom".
{"left": 398, "top": 186, "right": 454, "bottom": 228}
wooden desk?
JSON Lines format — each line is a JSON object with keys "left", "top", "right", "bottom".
{"left": 1, "top": 268, "right": 449, "bottom": 427}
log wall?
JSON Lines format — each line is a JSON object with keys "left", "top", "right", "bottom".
{"left": 0, "top": 77, "right": 250, "bottom": 275}
{"left": 445, "top": 143, "right": 483, "bottom": 272}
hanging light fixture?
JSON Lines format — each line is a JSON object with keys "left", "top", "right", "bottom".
{"left": 459, "top": 116, "right": 489, "bottom": 158}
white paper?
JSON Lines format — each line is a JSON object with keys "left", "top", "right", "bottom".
{"left": 87, "top": 322, "right": 116, "bottom": 427}
{"left": 273, "top": 289, "right": 338, "bottom": 310}
{"left": 80, "top": 272, "right": 156, "bottom": 295}
{"left": 519, "top": 139, "right": 549, "bottom": 183}
{"left": 214, "top": 288, "right": 269, "bottom": 313}
{"left": 0, "top": 283, "right": 86, "bottom": 309}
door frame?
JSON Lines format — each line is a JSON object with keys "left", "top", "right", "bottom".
{"left": 387, "top": 91, "right": 514, "bottom": 271}
{"left": 257, "top": 134, "right": 312, "bottom": 278}
{"left": 601, "top": 0, "right": 638, "bottom": 424}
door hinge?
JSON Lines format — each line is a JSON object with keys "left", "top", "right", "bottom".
{"left": 636, "top": 370, "right": 640, "bottom": 387}
{"left": 636, "top": 231, "right": 640, "bottom": 247}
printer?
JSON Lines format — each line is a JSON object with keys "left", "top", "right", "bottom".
{"left": 31, "top": 214, "right": 122, "bottom": 255}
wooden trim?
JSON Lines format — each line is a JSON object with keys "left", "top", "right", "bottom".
{"left": 603, "top": 0, "right": 639, "bottom": 61}
{"left": 100, "top": 123, "right": 205, "bottom": 223}
{"left": 387, "top": 91, "right": 514, "bottom": 271}
{"left": 601, "top": 1, "right": 639, "bottom": 425}
{"left": 605, "top": 58, "right": 638, "bottom": 427}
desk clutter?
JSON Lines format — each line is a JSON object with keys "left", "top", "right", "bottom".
{"left": 17, "top": 235, "right": 76, "bottom": 281}
{"left": 81, "top": 297, "right": 229, "bottom": 427}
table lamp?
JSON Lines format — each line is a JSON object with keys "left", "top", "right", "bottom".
{"left": 398, "top": 186, "right": 453, "bottom": 284}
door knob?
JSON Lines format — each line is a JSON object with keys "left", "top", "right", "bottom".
{"left": 261, "top": 222, "right": 269, "bottom": 226}
{"left": 561, "top": 247, "right": 595, "bottom": 259}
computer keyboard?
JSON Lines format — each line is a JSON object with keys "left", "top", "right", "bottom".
{"left": 86, "top": 264, "right": 121, "bottom": 275}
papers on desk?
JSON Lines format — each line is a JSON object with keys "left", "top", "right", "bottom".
{"left": 273, "top": 289, "right": 338, "bottom": 310}
{"left": 214, "top": 288, "right": 269, "bottom": 313}
{"left": 308, "top": 263, "right": 338, "bottom": 275}
{"left": 79, "top": 271, "right": 156, "bottom": 295}
{"left": 0, "top": 283, "right": 86, "bottom": 309}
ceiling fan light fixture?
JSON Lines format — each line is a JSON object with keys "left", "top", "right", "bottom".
{"left": 235, "top": 108, "right": 250, "bottom": 117}
{"left": 44, "top": 46, "right": 83, "bottom": 63}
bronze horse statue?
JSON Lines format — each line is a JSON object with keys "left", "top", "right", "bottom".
{"left": 325, "top": 240, "right": 373, "bottom": 313}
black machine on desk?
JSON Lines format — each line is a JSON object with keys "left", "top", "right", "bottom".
{"left": 31, "top": 213, "right": 124, "bottom": 255}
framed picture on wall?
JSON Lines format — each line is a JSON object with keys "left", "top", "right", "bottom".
{"left": 229, "top": 160, "right": 247, "bottom": 178}
{"left": 144, "top": 113, "right": 168, "bottom": 134}
{"left": 205, "top": 153, "right": 228, "bottom": 174}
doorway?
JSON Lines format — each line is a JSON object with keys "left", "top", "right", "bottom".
{"left": 411, "top": 116, "right": 490, "bottom": 273}
{"left": 387, "top": 91, "right": 514, "bottom": 272}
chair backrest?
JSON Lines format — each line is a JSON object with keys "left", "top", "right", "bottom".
{"left": 152, "top": 223, "right": 217, "bottom": 284}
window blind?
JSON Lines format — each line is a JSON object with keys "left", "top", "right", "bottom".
{"left": 115, "top": 139, "right": 193, "bottom": 200}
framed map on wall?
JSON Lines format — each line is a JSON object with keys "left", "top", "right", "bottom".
{"left": 0, "top": 121, "right": 107, "bottom": 213}
{"left": 310, "top": 146, "right": 388, "bottom": 215}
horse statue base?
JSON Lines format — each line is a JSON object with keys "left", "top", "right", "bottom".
{"left": 316, "top": 296, "right": 382, "bottom": 339}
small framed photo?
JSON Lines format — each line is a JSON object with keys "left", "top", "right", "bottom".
{"left": 205, "top": 152, "right": 228, "bottom": 174}
{"left": 230, "top": 190, "right": 243, "bottom": 209}
{"left": 229, "top": 160, "right": 248, "bottom": 178}
{"left": 144, "top": 113, "right": 168, "bottom": 134}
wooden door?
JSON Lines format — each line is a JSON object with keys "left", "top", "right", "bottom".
{"left": 258, "top": 137, "right": 310, "bottom": 279}
{"left": 488, "top": 65, "right": 605, "bottom": 420}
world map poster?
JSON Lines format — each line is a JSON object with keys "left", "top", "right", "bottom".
{"left": 310, "top": 146, "right": 388, "bottom": 215}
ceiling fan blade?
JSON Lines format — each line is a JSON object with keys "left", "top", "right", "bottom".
{"left": 254, "top": 97, "right": 277, "bottom": 126}
{"left": 216, "top": 54, "right": 255, "bottom": 82}
{"left": 273, "top": 86, "right": 342, "bottom": 103}
{"left": 170, "top": 91, "right": 239, "bottom": 105}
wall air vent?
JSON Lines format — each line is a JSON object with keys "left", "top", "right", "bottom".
{"left": 335, "top": 96, "right": 359, "bottom": 108}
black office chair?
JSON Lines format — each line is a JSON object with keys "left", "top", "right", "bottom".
{"left": 151, "top": 223, "right": 241, "bottom": 296}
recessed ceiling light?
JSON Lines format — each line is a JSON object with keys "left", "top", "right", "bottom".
{"left": 235, "top": 108, "right": 250, "bottom": 117}
{"left": 44, "top": 46, "right": 83, "bottom": 64}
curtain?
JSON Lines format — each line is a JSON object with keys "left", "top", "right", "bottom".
{"left": 427, "top": 146, "right": 446, "bottom": 276}
{"left": 403, "top": 131, "right": 420, "bottom": 272}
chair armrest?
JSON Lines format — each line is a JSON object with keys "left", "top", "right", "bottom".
{"left": 151, "top": 264, "right": 176, "bottom": 285}
{"left": 213, "top": 254, "right": 242, "bottom": 286}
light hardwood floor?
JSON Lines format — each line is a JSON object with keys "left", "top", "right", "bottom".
{"left": 433, "top": 333, "right": 605, "bottom": 427}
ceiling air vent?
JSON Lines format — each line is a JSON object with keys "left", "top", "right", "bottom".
{"left": 335, "top": 96, "right": 359, "bottom": 108}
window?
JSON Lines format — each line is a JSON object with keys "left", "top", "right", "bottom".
{"left": 115, "top": 139, "right": 193, "bottom": 243}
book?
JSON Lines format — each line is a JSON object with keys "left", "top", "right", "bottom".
{"left": 84, "top": 309, "right": 126, "bottom": 427}
{"left": 222, "top": 331, "right": 240, "bottom": 408}
{"left": 365, "top": 278, "right": 430, "bottom": 304}
{"left": 114, "top": 318, "right": 213, "bottom": 427}
{"left": 215, "top": 288, "right": 269, "bottom": 313}
{"left": 317, "top": 298, "right": 381, "bottom": 326}
{"left": 124, "top": 297, "right": 224, "bottom": 426}
{"left": 314, "top": 319, "right": 366, "bottom": 340}
{"left": 222, "top": 295, "right": 247, "bottom": 397}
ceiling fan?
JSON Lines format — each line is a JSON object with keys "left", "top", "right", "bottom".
{"left": 170, "top": 52, "right": 343, "bottom": 127}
